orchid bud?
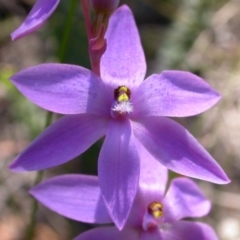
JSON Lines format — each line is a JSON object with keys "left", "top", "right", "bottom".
{"left": 90, "top": 0, "right": 120, "bottom": 14}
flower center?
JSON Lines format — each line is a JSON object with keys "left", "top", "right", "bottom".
{"left": 111, "top": 86, "right": 133, "bottom": 117}
{"left": 114, "top": 86, "right": 131, "bottom": 102}
{"left": 148, "top": 202, "right": 163, "bottom": 219}
{"left": 142, "top": 201, "right": 164, "bottom": 231}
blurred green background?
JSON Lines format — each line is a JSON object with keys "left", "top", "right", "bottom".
{"left": 0, "top": 0, "right": 240, "bottom": 239}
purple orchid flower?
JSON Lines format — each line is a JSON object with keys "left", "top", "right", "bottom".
{"left": 9, "top": 5, "right": 229, "bottom": 229}
{"left": 11, "top": 0, "right": 60, "bottom": 40}
{"left": 30, "top": 150, "right": 219, "bottom": 239}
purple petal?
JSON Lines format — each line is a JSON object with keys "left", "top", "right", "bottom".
{"left": 126, "top": 142, "right": 168, "bottom": 228}
{"left": 127, "top": 140, "right": 168, "bottom": 227}
{"left": 10, "top": 114, "right": 108, "bottom": 172}
{"left": 98, "top": 119, "right": 140, "bottom": 230}
{"left": 30, "top": 174, "right": 111, "bottom": 223}
{"left": 11, "top": 0, "right": 60, "bottom": 40}
{"left": 138, "top": 140, "right": 168, "bottom": 198}
{"left": 100, "top": 5, "right": 146, "bottom": 88}
{"left": 133, "top": 116, "right": 230, "bottom": 184}
{"left": 163, "top": 178, "right": 211, "bottom": 222}
{"left": 132, "top": 71, "right": 221, "bottom": 118}
{"left": 161, "top": 221, "right": 219, "bottom": 240}
{"left": 10, "top": 64, "right": 111, "bottom": 116}
{"left": 74, "top": 227, "right": 140, "bottom": 240}
{"left": 141, "top": 230, "right": 163, "bottom": 240}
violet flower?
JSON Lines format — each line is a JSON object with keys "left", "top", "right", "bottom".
{"left": 9, "top": 5, "right": 229, "bottom": 229}
{"left": 11, "top": 0, "right": 60, "bottom": 40}
{"left": 30, "top": 149, "right": 219, "bottom": 239}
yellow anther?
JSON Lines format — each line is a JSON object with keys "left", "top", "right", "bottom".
{"left": 148, "top": 202, "right": 163, "bottom": 219}
{"left": 117, "top": 93, "right": 129, "bottom": 102}
{"left": 118, "top": 86, "right": 128, "bottom": 93}
{"left": 114, "top": 86, "right": 131, "bottom": 103}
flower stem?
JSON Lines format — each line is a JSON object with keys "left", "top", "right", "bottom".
{"left": 81, "top": 0, "right": 105, "bottom": 76}
{"left": 25, "top": 0, "right": 77, "bottom": 238}
{"left": 81, "top": 0, "right": 93, "bottom": 40}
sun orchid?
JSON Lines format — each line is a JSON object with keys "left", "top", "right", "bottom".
{"left": 9, "top": 5, "right": 229, "bottom": 229}
{"left": 30, "top": 153, "right": 219, "bottom": 240}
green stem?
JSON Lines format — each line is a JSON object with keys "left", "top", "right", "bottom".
{"left": 58, "top": 0, "right": 79, "bottom": 62}
{"left": 25, "top": 0, "right": 77, "bottom": 238}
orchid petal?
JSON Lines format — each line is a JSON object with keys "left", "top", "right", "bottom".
{"left": 133, "top": 116, "right": 230, "bottom": 184}
{"left": 161, "top": 221, "right": 219, "bottom": 240}
{"left": 141, "top": 230, "right": 163, "bottom": 240}
{"left": 132, "top": 71, "right": 221, "bottom": 118}
{"left": 126, "top": 142, "right": 168, "bottom": 228}
{"left": 101, "top": 5, "right": 146, "bottom": 88}
{"left": 163, "top": 178, "right": 211, "bottom": 222}
{"left": 30, "top": 174, "right": 111, "bottom": 223}
{"left": 138, "top": 140, "right": 168, "bottom": 198}
{"left": 99, "top": 119, "right": 140, "bottom": 230}
{"left": 10, "top": 114, "right": 108, "bottom": 172}
{"left": 74, "top": 227, "right": 140, "bottom": 240}
{"left": 11, "top": 0, "right": 60, "bottom": 40}
{"left": 10, "top": 64, "right": 111, "bottom": 116}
